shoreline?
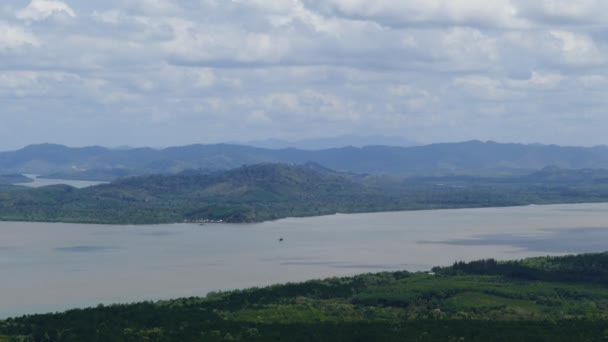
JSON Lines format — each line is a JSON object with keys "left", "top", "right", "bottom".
{"left": 1, "top": 201, "right": 608, "bottom": 226}
{"left": 1, "top": 251, "right": 604, "bottom": 320}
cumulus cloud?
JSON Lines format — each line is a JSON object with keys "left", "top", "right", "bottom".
{"left": 0, "top": 0, "right": 608, "bottom": 149}
{"left": 549, "top": 30, "right": 604, "bottom": 65}
{"left": 125, "top": 0, "right": 181, "bottom": 15}
{"left": 302, "top": 0, "right": 525, "bottom": 28}
{"left": 16, "top": 0, "right": 76, "bottom": 21}
{"left": 162, "top": 18, "right": 292, "bottom": 67}
{"left": 514, "top": 0, "right": 608, "bottom": 25}
{"left": 0, "top": 22, "right": 40, "bottom": 49}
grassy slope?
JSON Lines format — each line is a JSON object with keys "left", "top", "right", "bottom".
{"left": 1, "top": 253, "right": 608, "bottom": 341}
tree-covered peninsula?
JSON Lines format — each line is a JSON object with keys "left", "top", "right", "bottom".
{"left": 2, "top": 163, "right": 608, "bottom": 224}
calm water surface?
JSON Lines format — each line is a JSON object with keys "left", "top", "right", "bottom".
{"left": 1, "top": 203, "right": 607, "bottom": 318}
{"left": 15, "top": 174, "right": 107, "bottom": 188}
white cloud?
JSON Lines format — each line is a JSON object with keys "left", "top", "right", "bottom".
{"left": 578, "top": 75, "right": 608, "bottom": 88}
{"left": 507, "top": 71, "right": 563, "bottom": 89}
{"left": 304, "top": 0, "right": 525, "bottom": 28}
{"left": 240, "top": 0, "right": 298, "bottom": 14}
{"left": 0, "top": 22, "right": 40, "bottom": 49}
{"left": 1, "top": 0, "right": 608, "bottom": 148}
{"left": 162, "top": 19, "right": 291, "bottom": 66}
{"left": 0, "top": 71, "right": 79, "bottom": 98}
{"left": 247, "top": 110, "right": 273, "bottom": 125}
{"left": 453, "top": 75, "right": 510, "bottom": 100}
{"left": 515, "top": 0, "right": 608, "bottom": 25}
{"left": 16, "top": 0, "right": 76, "bottom": 21}
{"left": 92, "top": 10, "right": 123, "bottom": 25}
{"left": 440, "top": 27, "right": 498, "bottom": 67}
{"left": 125, "top": 0, "right": 181, "bottom": 15}
{"left": 549, "top": 30, "right": 603, "bottom": 65}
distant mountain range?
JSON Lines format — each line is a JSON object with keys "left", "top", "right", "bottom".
{"left": 2, "top": 141, "right": 608, "bottom": 180}
{"left": 243, "top": 135, "right": 418, "bottom": 150}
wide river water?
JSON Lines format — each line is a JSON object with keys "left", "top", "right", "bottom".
{"left": 1, "top": 203, "right": 607, "bottom": 318}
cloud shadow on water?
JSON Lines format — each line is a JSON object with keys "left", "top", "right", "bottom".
{"left": 136, "top": 231, "right": 180, "bottom": 237}
{"left": 54, "top": 246, "right": 119, "bottom": 253}
{"left": 422, "top": 227, "right": 608, "bottom": 254}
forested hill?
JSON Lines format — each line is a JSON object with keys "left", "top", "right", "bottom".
{"left": 3, "top": 163, "right": 608, "bottom": 224}
{"left": 0, "top": 163, "right": 387, "bottom": 224}
{"left": 2, "top": 252, "right": 608, "bottom": 341}
{"left": 3, "top": 141, "right": 608, "bottom": 179}
{"left": 0, "top": 174, "right": 30, "bottom": 185}
{"left": 518, "top": 166, "right": 608, "bottom": 184}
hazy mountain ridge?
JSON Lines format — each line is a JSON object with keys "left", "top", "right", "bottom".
{"left": 243, "top": 134, "right": 418, "bottom": 149}
{"left": 2, "top": 141, "right": 608, "bottom": 180}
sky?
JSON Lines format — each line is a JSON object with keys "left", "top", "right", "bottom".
{"left": 1, "top": 0, "right": 607, "bottom": 150}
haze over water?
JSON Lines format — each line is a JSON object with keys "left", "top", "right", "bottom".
{"left": 1, "top": 203, "right": 607, "bottom": 318}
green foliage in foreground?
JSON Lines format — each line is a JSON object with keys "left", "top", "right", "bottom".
{"left": 1, "top": 253, "right": 608, "bottom": 341}
{"left": 3, "top": 163, "right": 608, "bottom": 224}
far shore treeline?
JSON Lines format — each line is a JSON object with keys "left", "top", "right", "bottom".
{"left": 2, "top": 163, "right": 608, "bottom": 224}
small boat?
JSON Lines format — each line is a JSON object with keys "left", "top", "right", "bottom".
{"left": 278, "top": 238, "right": 284, "bottom": 242}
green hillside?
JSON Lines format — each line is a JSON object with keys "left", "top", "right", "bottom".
{"left": 3, "top": 163, "right": 608, "bottom": 224}
{"left": 1, "top": 253, "right": 607, "bottom": 341}
{"left": 0, "top": 163, "right": 385, "bottom": 224}
{"left": 0, "top": 174, "right": 30, "bottom": 185}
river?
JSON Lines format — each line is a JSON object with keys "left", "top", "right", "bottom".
{"left": 1, "top": 203, "right": 606, "bottom": 318}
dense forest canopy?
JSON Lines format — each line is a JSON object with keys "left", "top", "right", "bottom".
{"left": 2, "top": 163, "right": 608, "bottom": 224}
